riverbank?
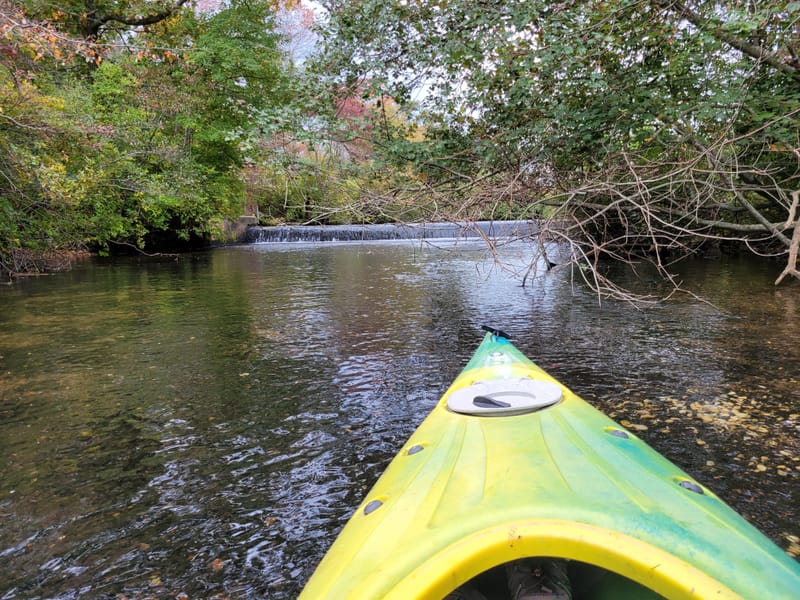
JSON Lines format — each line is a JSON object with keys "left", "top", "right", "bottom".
{"left": 2, "top": 219, "right": 533, "bottom": 280}
{"left": 1, "top": 247, "right": 93, "bottom": 281}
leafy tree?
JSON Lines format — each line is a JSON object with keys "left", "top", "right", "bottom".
{"left": 243, "top": 0, "right": 409, "bottom": 226}
{"left": 318, "top": 0, "right": 800, "bottom": 296}
{"left": 0, "top": 0, "right": 290, "bottom": 275}
{"left": 0, "top": 1, "right": 92, "bottom": 273}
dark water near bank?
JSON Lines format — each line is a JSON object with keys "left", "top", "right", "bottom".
{"left": 0, "top": 240, "right": 798, "bottom": 599}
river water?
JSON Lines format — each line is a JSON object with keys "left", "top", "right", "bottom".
{"left": 0, "top": 240, "right": 798, "bottom": 599}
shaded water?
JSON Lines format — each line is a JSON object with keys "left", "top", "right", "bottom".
{"left": 0, "top": 240, "right": 798, "bottom": 599}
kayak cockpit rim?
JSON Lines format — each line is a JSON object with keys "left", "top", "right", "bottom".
{"left": 382, "top": 519, "right": 741, "bottom": 600}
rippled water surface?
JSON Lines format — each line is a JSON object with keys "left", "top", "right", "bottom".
{"left": 1, "top": 241, "right": 798, "bottom": 598}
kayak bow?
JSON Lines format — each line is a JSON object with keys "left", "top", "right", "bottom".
{"left": 300, "top": 330, "right": 800, "bottom": 599}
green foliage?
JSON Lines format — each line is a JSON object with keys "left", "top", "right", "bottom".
{"left": 91, "top": 62, "right": 138, "bottom": 116}
{"left": 323, "top": 1, "right": 798, "bottom": 167}
{"left": 186, "top": 0, "right": 287, "bottom": 169}
{"left": 251, "top": 157, "right": 382, "bottom": 225}
{"left": 318, "top": 0, "right": 800, "bottom": 240}
{"left": 21, "top": 0, "right": 194, "bottom": 41}
{"left": 1, "top": 0, "right": 291, "bottom": 275}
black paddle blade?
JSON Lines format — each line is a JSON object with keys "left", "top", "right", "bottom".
{"left": 481, "top": 325, "right": 511, "bottom": 340}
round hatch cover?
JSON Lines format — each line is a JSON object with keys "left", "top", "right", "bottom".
{"left": 447, "top": 377, "right": 562, "bottom": 416}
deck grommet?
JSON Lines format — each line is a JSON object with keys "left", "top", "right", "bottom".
{"left": 679, "top": 480, "right": 705, "bottom": 495}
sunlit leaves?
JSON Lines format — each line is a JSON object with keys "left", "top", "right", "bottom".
{"left": 0, "top": 2, "right": 103, "bottom": 67}
{"left": 1, "top": 0, "right": 294, "bottom": 274}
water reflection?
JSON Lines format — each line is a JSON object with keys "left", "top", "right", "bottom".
{"left": 0, "top": 242, "right": 797, "bottom": 598}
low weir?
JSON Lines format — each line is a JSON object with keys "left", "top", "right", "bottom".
{"left": 246, "top": 220, "right": 538, "bottom": 243}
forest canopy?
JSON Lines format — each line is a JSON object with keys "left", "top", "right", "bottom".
{"left": 1, "top": 0, "right": 799, "bottom": 294}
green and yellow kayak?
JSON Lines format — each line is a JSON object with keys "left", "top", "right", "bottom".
{"left": 300, "top": 329, "right": 800, "bottom": 599}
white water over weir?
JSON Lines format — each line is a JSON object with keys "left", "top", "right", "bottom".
{"left": 246, "top": 220, "right": 538, "bottom": 243}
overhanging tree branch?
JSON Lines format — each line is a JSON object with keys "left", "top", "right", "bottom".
{"left": 656, "top": 0, "right": 800, "bottom": 82}
{"left": 81, "top": 0, "right": 191, "bottom": 39}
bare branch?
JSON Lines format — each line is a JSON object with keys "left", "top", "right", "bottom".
{"left": 785, "top": 190, "right": 800, "bottom": 228}
{"left": 775, "top": 218, "right": 800, "bottom": 285}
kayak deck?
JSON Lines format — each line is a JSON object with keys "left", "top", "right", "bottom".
{"left": 300, "top": 332, "right": 800, "bottom": 599}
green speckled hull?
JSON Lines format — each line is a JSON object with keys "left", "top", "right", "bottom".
{"left": 300, "top": 332, "right": 800, "bottom": 599}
